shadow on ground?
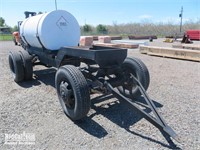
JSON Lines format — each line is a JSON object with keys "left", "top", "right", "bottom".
{"left": 18, "top": 68, "right": 56, "bottom": 88}
{"left": 77, "top": 94, "right": 180, "bottom": 149}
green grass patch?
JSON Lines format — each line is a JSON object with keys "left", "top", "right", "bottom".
{"left": 0, "top": 34, "right": 13, "bottom": 41}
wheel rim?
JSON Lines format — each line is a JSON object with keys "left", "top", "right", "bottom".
{"left": 121, "top": 67, "right": 138, "bottom": 93}
{"left": 59, "top": 81, "right": 75, "bottom": 110}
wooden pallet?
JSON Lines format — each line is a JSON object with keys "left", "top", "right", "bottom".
{"left": 128, "top": 35, "right": 157, "bottom": 40}
{"left": 140, "top": 45, "right": 200, "bottom": 61}
{"left": 94, "top": 43, "right": 121, "bottom": 48}
{"left": 92, "top": 36, "right": 122, "bottom": 41}
{"left": 94, "top": 43, "right": 139, "bottom": 49}
{"left": 172, "top": 44, "right": 200, "bottom": 50}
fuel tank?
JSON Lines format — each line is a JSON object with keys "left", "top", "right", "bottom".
{"left": 20, "top": 10, "right": 80, "bottom": 50}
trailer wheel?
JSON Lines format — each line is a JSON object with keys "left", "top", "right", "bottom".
{"left": 8, "top": 51, "right": 24, "bottom": 82}
{"left": 19, "top": 50, "right": 33, "bottom": 80}
{"left": 129, "top": 57, "right": 150, "bottom": 88}
{"left": 55, "top": 65, "right": 90, "bottom": 120}
{"left": 118, "top": 57, "right": 150, "bottom": 98}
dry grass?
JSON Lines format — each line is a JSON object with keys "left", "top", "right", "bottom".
{"left": 81, "top": 20, "right": 200, "bottom": 37}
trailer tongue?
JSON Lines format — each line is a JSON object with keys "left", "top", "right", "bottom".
{"left": 8, "top": 10, "right": 180, "bottom": 147}
{"left": 105, "top": 77, "right": 180, "bottom": 144}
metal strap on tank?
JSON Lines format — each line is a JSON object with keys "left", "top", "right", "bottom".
{"left": 36, "top": 14, "right": 46, "bottom": 50}
{"left": 22, "top": 34, "right": 29, "bottom": 47}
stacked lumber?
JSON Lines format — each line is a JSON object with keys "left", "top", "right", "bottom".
{"left": 119, "top": 43, "right": 139, "bottom": 49}
{"left": 128, "top": 35, "right": 157, "bottom": 40}
{"left": 172, "top": 44, "right": 200, "bottom": 50}
{"left": 92, "top": 36, "right": 122, "bottom": 41}
{"left": 165, "top": 35, "right": 183, "bottom": 39}
{"left": 98, "top": 36, "right": 111, "bottom": 43}
{"left": 140, "top": 45, "right": 200, "bottom": 61}
{"left": 94, "top": 43, "right": 138, "bottom": 49}
{"left": 110, "top": 36, "right": 122, "bottom": 40}
{"left": 80, "top": 36, "right": 93, "bottom": 46}
{"left": 93, "top": 36, "right": 98, "bottom": 41}
{"left": 94, "top": 43, "right": 121, "bottom": 48}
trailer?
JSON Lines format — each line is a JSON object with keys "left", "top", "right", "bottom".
{"left": 8, "top": 10, "right": 180, "bottom": 147}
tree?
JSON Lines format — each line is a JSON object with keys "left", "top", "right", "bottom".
{"left": 0, "top": 17, "right": 5, "bottom": 26}
{"left": 12, "top": 25, "right": 18, "bottom": 32}
{"left": 96, "top": 24, "right": 108, "bottom": 34}
{"left": 83, "top": 24, "right": 92, "bottom": 33}
{"left": 38, "top": 12, "right": 43, "bottom": 15}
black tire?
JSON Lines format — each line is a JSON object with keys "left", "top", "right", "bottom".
{"left": 129, "top": 57, "right": 150, "bottom": 89}
{"left": 117, "top": 57, "right": 150, "bottom": 98}
{"left": 55, "top": 65, "right": 90, "bottom": 120}
{"left": 8, "top": 51, "right": 24, "bottom": 82}
{"left": 19, "top": 50, "right": 33, "bottom": 80}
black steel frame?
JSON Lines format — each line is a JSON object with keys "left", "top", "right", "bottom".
{"left": 105, "top": 77, "right": 180, "bottom": 144}
{"left": 80, "top": 63, "right": 180, "bottom": 145}
{"left": 26, "top": 45, "right": 179, "bottom": 146}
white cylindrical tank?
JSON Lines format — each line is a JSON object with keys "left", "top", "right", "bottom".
{"left": 20, "top": 10, "right": 80, "bottom": 50}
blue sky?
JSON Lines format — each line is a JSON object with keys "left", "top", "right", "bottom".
{"left": 0, "top": 0, "right": 199, "bottom": 27}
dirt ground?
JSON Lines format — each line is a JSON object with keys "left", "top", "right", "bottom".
{"left": 0, "top": 40, "right": 200, "bottom": 150}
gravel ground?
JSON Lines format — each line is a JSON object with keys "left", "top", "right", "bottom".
{"left": 0, "top": 41, "right": 200, "bottom": 150}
